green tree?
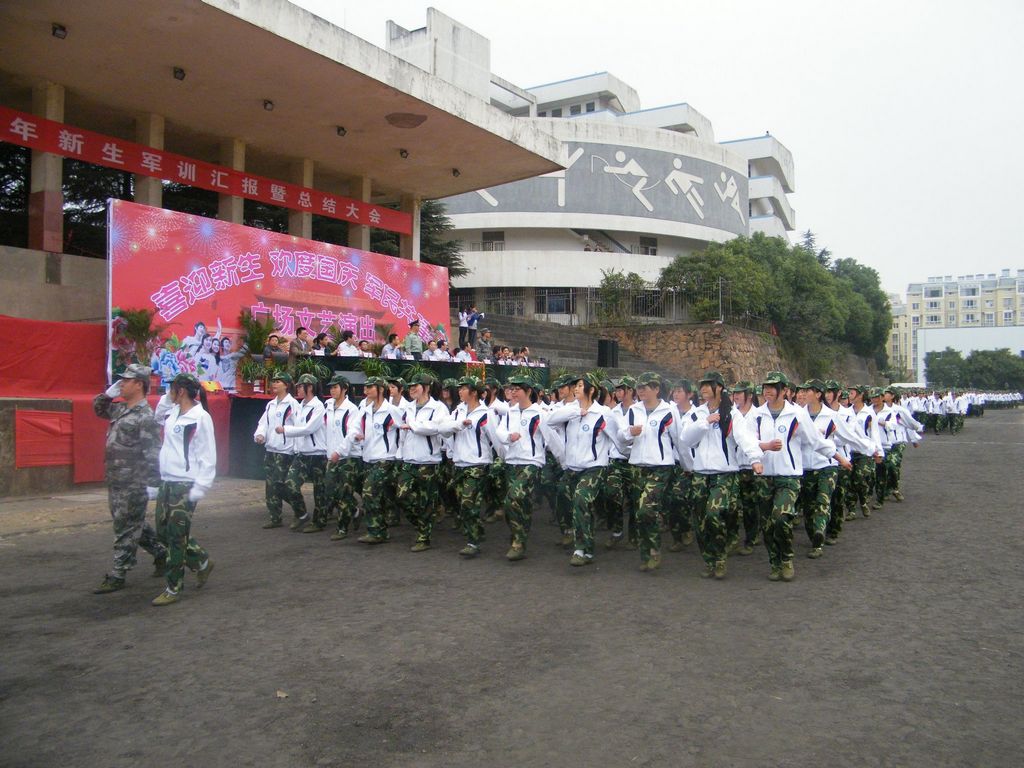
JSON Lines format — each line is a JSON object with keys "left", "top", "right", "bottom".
{"left": 964, "top": 348, "right": 1024, "bottom": 390}
{"left": 0, "top": 142, "right": 29, "bottom": 248}
{"left": 924, "top": 348, "right": 967, "bottom": 388}
{"left": 597, "top": 268, "right": 647, "bottom": 323}
{"left": 371, "top": 199, "right": 467, "bottom": 283}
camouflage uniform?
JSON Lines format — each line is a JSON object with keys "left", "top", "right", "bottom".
{"left": 395, "top": 463, "right": 440, "bottom": 545}
{"left": 504, "top": 464, "right": 540, "bottom": 549}
{"left": 454, "top": 465, "right": 488, "bottom": 546}
{"left": 799, "top": 467, "right": 837, "bottom": 546}
{"left": 362, "top": 461, "right": 397, "bottom": 540}
{"left": 554, "top": 468, "right": 574, "bottom": 537}
{"left": 756, "top": 476, "right": 802, "bottom": 569}
{"left": 568, "top": 467, "right": 605, "bottom": 557}
{"left": 829, "top": 467, "right": 853, "bottom": 536}
{"left": 850, "top": 455, "right": 874, "bottom": 512}
{"left": 888, "top": 442, "right": 906, "bottom": 496}
{"left": 633, "top": 466, "right": 673, "bottom": 561}
{"left": 539, "top": 452, "right": 561, "bottom": 521}
{"left": 605, "top": 459, "right": 638, "bottom": 543}
{"left": 263, "top": 452, "right": 294, "bottom": 525}
{"left": 690, "top": 473, "right": 739, "bottom": 567}
{"left": 285, "top": 454, "right": 328, "bottom": 526}
{"left": 486, "top": 457, "right": 508, "bottom": 519}
{"left": 325, "top": 457, "right": 362, "bottom": 533}
{"left": 666, "top": 467, "right": 693, "bottom": 544}
{"left": 737, "top": 469, "right": 762, "bottom": 547}
{"left": 94, "top": 392, "right": 167, "bottom": 580}
{"left": 155, "top": 481, "right": 209, "bottom": 594}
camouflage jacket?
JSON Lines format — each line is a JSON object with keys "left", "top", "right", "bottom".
{"left": 93, "top": 394, "right": 161, "bottom": 487}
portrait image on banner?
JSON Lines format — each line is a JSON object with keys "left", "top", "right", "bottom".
{"left": 107, "top": 200, "right": 449, "bottom": 388}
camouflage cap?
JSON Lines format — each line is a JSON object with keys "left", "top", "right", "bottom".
{"left": 840, "top": 389, "right": 850, "bottom": 399}
{"left": 600, "top": 378, "right": 615, "bottom": 392}
{"left": 458, "top": 375, "right": 486, "bottom": 392}
{"left": 616, "top": 375, "right": 637, "bottom": 390}
{"left": 270, "top": 371, "right": 292, "bottom": 384}
{"left": 506, "top": 374, "right": 535, "bottom": 388}
{"left": 804, "top": 378, "right": 826, "bottom": 393}
{"left": 117, "top": 363, "right": 152, "bottom": 381}
{"left": 327, "top": 373, "right": 350, "bottom": 388}
{"left": 553, "top": 375, "right": 571, "bottom": 389}
{"left": 172, "top": 372, "right": 200, "bottom": 388}
{"left": 731, "top": 380, "right": 754, "bottom": 394}
{"left": 824, "top": 379, "right": 841, "bottom": 391}
{"left": 699, "top": 370, "right": 726, "bottom": 387}
{"left": 636, "top": 371, "right": 663, "bottom": 389}
{"left": 296, "top": 373, "right": 319, "bottom": 386}
{"left": 761, "top": 371, "right": 790, "bottom": 387}
{"left": 869, "top": 387, "right": 885, "bottom": 399}
{"left": 386, "top": 375, "right": 406, "bottom": 387}
{"left": 408, "top": 372, "right": 436, "bottom": 387}
{"left": 883, "top": 385, "right": 899, "bottom": 396}
{"left": 442, "top": 377, "right": 460, "bottom": 389}
{"left": 364, "top": 376, "right": 388, "bottom": 388}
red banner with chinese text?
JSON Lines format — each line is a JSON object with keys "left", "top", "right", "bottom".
{"left": 0, "top": 105, "right": 411, "bottom": 235}
{"left": 108, "top": 200, "right": 448, "bottom": 384}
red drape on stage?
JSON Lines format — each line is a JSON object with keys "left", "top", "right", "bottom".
{"left": 15, "top": 410, "right": 74, "bottom": 467}
{"left": 0, "top": 314, "right": 107, "bottom": 396}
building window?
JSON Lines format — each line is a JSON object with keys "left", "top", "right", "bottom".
{"left": 586, "top": 101, "right": 596, "bottom": 112}
{"left": 477, "top": 231, "right": 505, "bottom": 252}
{"left": 911, "top": 303, "right": 919, "bottom": 310}
{"left": 570, "top": 104, "right": 581, "bottom": 115}
{"left": 964, "top": 313, "right": 976, "bottom": 323}
{"left": 1003, "top": 311, "right": 1015, "bottom": 324}
{"left": 538, "top": 111, "right": 546, "bottom": 117}
{"left": 949, "top": 315, "right": 957, "bottom": 325}
{"left": 912, "top": 316, "right": 920, "bottom": 326}
{"left": 1004, "top": 298, "right": 1013, "bottom": 309}
{"left": 535, "top": 288, "right": 575, "bottom": 315}
{"left": 925, "top": 288, "right": 942, "bottom": 298}
{"left": 551, "top": 107, "right": 563, "bottom": 118}
{"left": 983, "top": 313, "right": 995, "bottom": 326}
{"left": 638, "top": 236, "right": 658, "bottom": 255}
{"left": 985, "top": 299, "right": 994, "bottom": 308}
{"left": 926, "top": 300, "right": 939, "bottom": 310}
{"left": 961, "top": 286, "right": 978, "bottom": 296}
{"left": 926, "top": 315, "right": 940, "bottom": 325}
{"left": 948, "top": 301, "right": 956, "bottom": 309}
{"left": 963, "top": 299, "right": 977, "bottom": 308}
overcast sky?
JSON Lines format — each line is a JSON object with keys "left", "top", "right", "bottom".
{"left": 293, "top": 0, "right": 1023, "bottom": 296}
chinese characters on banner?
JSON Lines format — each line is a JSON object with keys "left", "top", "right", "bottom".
{"left": 108, "top": 200, "right": 449, "bottom": 386}
{"left": 0, "top": 105, "right": 411, "bottom": 235}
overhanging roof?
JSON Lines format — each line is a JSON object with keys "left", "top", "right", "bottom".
{"left": 0, "top": 0, "right": 563, "bottom": 200}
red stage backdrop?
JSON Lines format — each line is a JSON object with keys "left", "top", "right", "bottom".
{"left": 108, "top": 200, "right": 449, "bottom": 383}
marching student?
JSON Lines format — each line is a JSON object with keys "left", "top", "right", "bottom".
{"left": 279, "top": 373, "right": 328, "bottom": 532}
{"left": 605, "top": 376, "right": 637, "bottom": 551}
{"left": 253, "top": 372, "right": 300, "bottom": 529}
{"left": 546, "top": 374, "right": 625, "bottom": 567}
{"left": 749, "top": 372, "right": 843, "bottom": 582}
{"left": 493, "top": 375, "right": 548, "bottom": 560}
{"left": 353, "top": 377, "right": 400, "bottom": 545}
{"left": 542, "top": 376, "right": 577, "bottom": 547}
{"left": 847, "top": 385, "right": 885, "bottom": 518}
{"left": 880, "top": 387, "right": 924, "bottom": 502}
{"left": 730, "top": 381, "right": 761, "bottom": 555}
{"left": 823, "top": 379, "right": 858, "bottom": 531}
{"left": 150, "top": 373, "right": 216, "bottom": 607}
{"left": 620, "top": 372, "right": 678, "bottom": 572}
{"left": 395, "top": 373, "right": 447, "bottom": 552}
{"left": 678, "top": 371, "right": 764, "bottom": 580}
{"left": 667, "top": 378, "right": 698, "bottom": 552}
{"left": 322, "top": 374, "right": 362, "bottom": 540}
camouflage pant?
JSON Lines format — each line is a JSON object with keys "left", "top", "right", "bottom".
{"left": 850, "top": 454, "right": 875, "bottom": 509}
{"left": 888, "top": 443, "right": 905, "bottom": 493}
{"left": 568, "top": 467, "right": 605, "bottom": 556}
{"left": 438, "top": 458, "right": 459, "bottom": 519}
{"left": 634, "top": 466, "right": 673, "bottom": 561}
{"left": 396, "top": 462, "right": 440, "bottom": 544}
{"left": 504, "top": 464, "right": 540, "bottom": 548}
{"left": 605, "top": 459, "right": 637, "bottom": 541}
{"left": 950, "top": 414, "right": 964, "bottom": 434}
{"left": 487, "top": 458, "right": 508, "bottom": 516}
{"left": 107, "top": 484, "right": 166, "bottom": 579}
{"left": 756, "top": 476, "right": 801, "bottom": 568}
{"left": 829, "top": 467, "right": 853, "bottom": 537}
{"left": 737, "top": 469, "right": 761, "bottom": 546}
{"left": 666, "top": 468, "right": 693, "bottom": 543}
{"left": 263, "top": 451, "right": 294, "bottom": 524}
{"left": 454, "top": 465, "right": 488, "bottom": 546}
{"left": 690, "top": 472, "right": 739, "bottom": 567}
{"left": 286, "top": 454, "right": 328, "bottom": 524}
{"left": 363, "top": 461, "right": 397, "bottom": 539}
{"left": 799, "top": 467, "right": 837, "bottom": 546}
{"left": 554, "top": 465, "right": 574, "bottom": 535}
{"left": 539, "top": 453, "right": 561, "bottom": 517}
{"left": 325, "top": 457, "right": 362, "bottom": 532}
{"left": 155, "top": 481, "right": 209, "bottom": 594}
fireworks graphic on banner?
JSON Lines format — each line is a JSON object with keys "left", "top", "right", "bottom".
{"left": 184, "top": 215, "right": 241, "bottom": 260}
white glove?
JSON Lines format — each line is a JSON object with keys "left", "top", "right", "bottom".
{"left": 146, "top": 486, "right": 159, "bottom": 501}
{"left": 188, "top": 487, "right": 206, "bottom": 503}
{"left": 104, "top": 381, "right": 122, "bottom": 398}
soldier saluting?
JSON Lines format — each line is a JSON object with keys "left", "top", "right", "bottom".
{"left": 92, "top": 364, "right": 168, "bottom": 594}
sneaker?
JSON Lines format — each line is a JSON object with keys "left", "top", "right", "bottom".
{"left": 700, "top": 564, "right": 715, "bottom": 579}
{"left": 872, "top": 500, "right": 883, "bottom": 510}
{"left": 713, "top": 560, "right": 727, "bottom": 580}
{"left": 682, "top": 531, "right": 695, "bottom": 546}
{"left": 569, "top": 553, "right": 588, "bottom": 567}
{"left": 357, "top": 535, "right": 386, "bottom": 545}
{"left": 768, "top": 567, "right": 781, "bottom": 582}
{"left": 329, "top": 530, "right": 349, "bottom": 541}
{"left": 481, "top": 513, "right": 498, "bottom": 524}
{"left": 668, "top": 540, "right": 684, "bottom": 553}
{"left": 844, "top": 511, "right": 857, "bottom": 521}
{"left": 807, "top": 547, "right": 823, "bottom": 559}
{"left": 559, "top": 533, "right": 574, "bottom": 548}
{"left": 151, "top": 589, "right": 179, "bottom": 606}
{"left": 196, "top": 560, "right": 214, "bottom": 588}
{"left": 262, "top": 520, "right": 283, "bottom": 529}
{"left": 861, "top": 503, "right": 872, "bottom": 519}
{"left": 726, "top": 540, "right": 739, "bottom": 555}
{"left": 301, "top": 523, "right": 325, "bottom": 533}
{"left": 151, "top": 556, "right": 167, "bottom": 578}
{"left": 605, "top": 533, "right": 624, "bottom": 550}
{"left": 824, "top": 535, "right": 839, "bottom": 546}
{"left": 289, "top": 518, "right": 305, "bottom": 531}
{"left": 410, "top": 541, "right": 431, "bottom": 553}
{"left": 780, "top": 561, "right": 795, "bottom": 582}
{"left": 642, "top": 554, "right": 661, "bottom": 572}
{"left": 459, "top": 544, "right": 481, "bottom": 558}
{"left": 737, "top": 543, "right": 754, "bottom": 556}
{"left": 506, "top": 544, "right": 526, "bottom": 561}
{"left": 811, "top": 531, "right": 825, "bottom": 549}
{"left": 93, "top": 576, "right": 125, "bottom": 594}
{"left": 892, "top": 490, "right": 904, "bottom": 502}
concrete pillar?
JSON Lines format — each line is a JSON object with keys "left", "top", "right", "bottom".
{"left": 523, "top": 287, "right": 537, "bottom": 319}
{"left": 28, "top": 82, "right": 64, "bottom": 253}
{"left": 288, "top": 158, "right": 313, "bottom": 239}
{"left": 348, "top": 175, "right": 372, "bottom": 251}
{"left": 134, "top": 113, "right": 164, "bottom": 208}
{"left": 218, "top": 138, "right": 245, "bottom": 224}
{"left": 399, "top": 194, "right": 421, "bottom": 262}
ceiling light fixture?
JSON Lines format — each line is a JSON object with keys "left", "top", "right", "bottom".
{"left": 399, "top": 148, "right": 409, "bottom": 159}
{"left": 51, "top": 23, "right": 67, "bottom": 39}
{"left": 173, "top": 67, "right": 186, "bottom": 81}
{"left": 263, "top": 99, "right": 274, "bottom": 111}
{"left": 336, "top": 126, "right": 347, "bottom": 137}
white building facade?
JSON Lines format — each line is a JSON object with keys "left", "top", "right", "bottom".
{"left": 386, "top": 11, "right": 796, "bottom": 321}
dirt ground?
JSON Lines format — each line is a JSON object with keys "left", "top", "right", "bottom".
{"left": 1, "top": 410, "right": 1022, "bottom": 768}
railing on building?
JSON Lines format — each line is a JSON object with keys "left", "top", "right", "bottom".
{"left": 468, "top": 241, "right": 505, "bottom": 252}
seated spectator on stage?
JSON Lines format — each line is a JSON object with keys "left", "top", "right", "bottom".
{"left": 474, "top": 328, "right": 494, "bottom": 361}
{"left": 423, "top": 340, "right": 439, "bottom": 360}
{"left": 311, "top": 333, "right": 329, "bottom": 356}
{"left": 380, "top": 333, "right": 401, "bottom": 359}
{"left": 263, "top": 334, "right": 280, "bottom": 358}
{"left": 434, "top": 340, "right": 452, "bottom": 361}
{"left": 289, "top": 327, "right": 312, "bottom": 358}
{"left": 454, "top": 342, "right": 475, "bottom": 363}
{"left": 335, "top": 330, "right": 360, "bottom": 357}
{"left": 358, "top": 340, "right": 375, "bottom": 357}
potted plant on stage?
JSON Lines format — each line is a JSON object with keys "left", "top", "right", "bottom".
{"left": 110, "top": 307, "right": 167, "bottom": 387}
{"left": 237, "top": 308, "right": 277, "bottom": 395}
{"left": 237, "top": 357, "right": 266, "bottom": 396}
{"left": 294, "top": 356, "right": 331, "bottom": 385}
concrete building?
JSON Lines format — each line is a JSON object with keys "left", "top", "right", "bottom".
{"left": 0, "top": 0, "right": 562, "bottom": 321}
{"left": 889, "top": 269, "right": 1024, "bottom": 380}
{"left": 385, "top": 11, "right": 797, "bottom": 322}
